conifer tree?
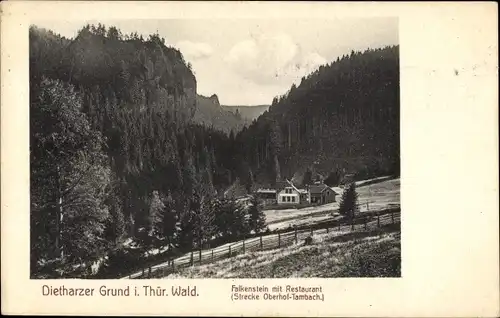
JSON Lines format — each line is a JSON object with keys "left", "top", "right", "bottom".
{"left": 248, "top": 195, "right": 266, "bottom": 234}
{"left": 339, "top": 182, "right": 359, "bottom": 219}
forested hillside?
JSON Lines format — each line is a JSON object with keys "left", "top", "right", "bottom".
{"left": 29, "top": 24, "right": 264, "bottom": 278}
{"left": 193, "top": 94, "right": 247, "bottom": 134}
{"left": 234, "top": 46, "right": 400, "bottom": 188}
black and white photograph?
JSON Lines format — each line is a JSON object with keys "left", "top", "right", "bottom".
{"left": 29, "top": 17, "right": 400, "bottom": 280}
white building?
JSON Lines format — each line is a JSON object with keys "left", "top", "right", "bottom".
{"left": 276, "top": 180, "right": 306, "bottom": 205}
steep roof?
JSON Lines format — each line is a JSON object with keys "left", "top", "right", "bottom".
{"left": 329, "top": 187, "right": 343, "bottom": 195}
{"left": 256, "top": 188, "right": 276, "bottom": 194}
{"left": 309, "top": 184, "right": 342, "bottom": 195}
{"left": 286, "top": 179, "right": 301, "bottom": 193}
{"left": 309, "top": 184, "right": 327, "bottom": 194}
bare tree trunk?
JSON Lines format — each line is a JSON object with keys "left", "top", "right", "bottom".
{"left": 265, "top": 138, "right": 269, "bottom": 160}
{"left": 55, "top": 165, "right": 64, "bottom": 259}
{"left": 256, "top": 145, "right": 260, "bottom": 169}
{"left": 274, "top": 154, "right": 281, "bottom": 182}
{"left": 287, "top": 122, "right": 291, "bottom": 149}
{"left": 297, "top": 120, "right": 300, "bottom": 145}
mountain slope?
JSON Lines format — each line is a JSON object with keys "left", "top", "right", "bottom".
{"left": 30, "top": 25, "right": 197, "bottom": 122}
{"left": 193, "top": 94, "right": 247, "bottom": 134}
{"left": 29, "top": 24, "right": 242, "bottom": 277}
{"left": 234, "top": 46, "right": 400, "bottom": 187}
{"left": 222, "top": 105, "right": 270, "bottom": 123}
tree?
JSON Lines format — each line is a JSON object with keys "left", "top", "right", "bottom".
{"left": 269, "top": 120, "right": 283, "bottom": 182}
{"left": 106, "top": 26, "right": 122, "bottom": 40}
{"left": 193, "top": 194, "right": 216, "bottom": 249}
{"left": 248, "top": 195, "right": 266, "bottom": 234}
{"left": 161, "top": 191, "right": 177, "bottom": 247}
{"left": 103, "top": 173, "right": 126, "bottom": 244}
{"left": 30, "top": 78, "right": 111, "bottom": 272}
{"left": 339, "top": 182, "right": 359, "bottom": 219}
{"left": 244, "top": 165, "right": 254, "bottom": 193}
{"left": 302, "top": 168, "right": 313, "bottom": 186}
{"left": 215, "top": 198, "right": 248, "bottom": 241}
{"left": 324, "top": 170, "right": 341, "bottom": 187}
{"left": 177, "top": 199, "right": 195, "bottom": 249}
{"left": 148, "top": 190, "right": 164, "bottom": 238}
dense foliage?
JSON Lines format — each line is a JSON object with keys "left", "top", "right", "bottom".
{"left": 30, "top": 23, "right": 399, "bottom": 278}
{"left": 30, "top": 24, "right": 258, "bottom": 278}
{"left": 235, "top": 46, "right": 400, "bottom": 186}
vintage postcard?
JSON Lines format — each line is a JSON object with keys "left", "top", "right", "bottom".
{"left": 1, "top": 1, "right": 498, "bottom": 317}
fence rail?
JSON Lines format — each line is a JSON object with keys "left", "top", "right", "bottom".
{"left": 123, "top": 208, "right": 401, "bottom": 279}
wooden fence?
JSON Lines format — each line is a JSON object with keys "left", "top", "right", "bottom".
{"left": 125, "top": 208, "right": 401, "bottom": 279}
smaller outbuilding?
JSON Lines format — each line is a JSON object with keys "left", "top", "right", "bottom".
{"left": 308, "top": 183, "right": 340, "bottom": 205}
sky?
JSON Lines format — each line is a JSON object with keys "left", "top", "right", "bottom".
{"left": 33, "top": 18, "right": 398, "bottom": 105}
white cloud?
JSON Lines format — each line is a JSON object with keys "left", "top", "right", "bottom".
{"left": 175, "top": 40, "right": 214, "bottom": 60}
{"left": 225, "top": 32, "right": 326, "bottom": 87}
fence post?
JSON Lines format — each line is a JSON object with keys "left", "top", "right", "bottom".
{"left": 211, "top": 249, "right": 214, "bottom": 262}
{"left": 172, "top": 259, "right": 175, "bottom": 271}
{"left": 190, "top": 251, "right": 194, "bottom": 266}
{"left": 199, "top": 249, "right": 202, "bottom": 265}
{"left": 294, "top": 228, "right": 298, "bottom": 243}
{"left": 243, "top": 239, "right": 245, "bottom": 254}
{"left": 229, "top": 245, "right": 231, "bottom": 257}
{"left": 351, "top": 217, "right": 354, "bottom": 231}
{"left": 391, "top": 210, "right": 395, "bottom": 224}
{"left": 148, "top": 266, "right": 151, "bottom": 278}
{"left": 260, "top": 236, "right": 263, "bottom": 250}
{"left": 278, "top": 233, "right": 281, "bottom": 248}
{"left": 326, "top": 227, "right": 329, "bottom": 233}
{"left": 142, "top": 267, "right": 145, "bottom": 277}
{"left": 338, "top": 220, "right": 341, "bottom": 231}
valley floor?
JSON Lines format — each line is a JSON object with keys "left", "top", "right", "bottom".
{"left": 121, "top": 176, "right": 401, "bottom": 279}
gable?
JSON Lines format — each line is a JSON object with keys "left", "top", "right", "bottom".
{"left": 278, "top": 187, "right": 299, "bottom": 196}
{"left": 322, "top": 188, "right": 337, "bottom": 197}
{"left": 309, "top": 184, "right": 327, "bottom": 194}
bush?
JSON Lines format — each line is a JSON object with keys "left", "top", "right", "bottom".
{"left": 95, "top": 246, "right": 144, "bottom": 278}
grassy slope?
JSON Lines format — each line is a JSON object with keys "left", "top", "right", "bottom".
{"left": 165, "top": 225, "right": 400, "bottom": 278}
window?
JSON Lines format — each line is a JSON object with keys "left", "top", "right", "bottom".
{"left": 287, "top": 196, "right": 291, "bottom": 202}
{"left": 291, "top": 197, "right": 295, "bottom": 202}
{"left": 282, "top": 197, "right": 286, "bottom": 202}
